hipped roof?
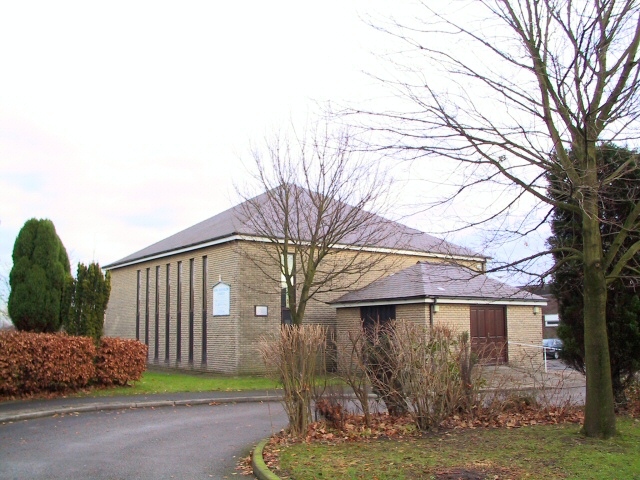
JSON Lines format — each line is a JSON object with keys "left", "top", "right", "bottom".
{"left": 330, "top": 261, "right": 545, "bottom": 306}
{"left": 105, "top": 187, "right": 484, "bottom": 269}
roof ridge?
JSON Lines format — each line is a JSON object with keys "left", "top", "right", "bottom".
{"left": 105, "top": 185, "right": 484, "bottom": 269}
{"left": 332, "top": 261, "right": 546, "bottom": 305}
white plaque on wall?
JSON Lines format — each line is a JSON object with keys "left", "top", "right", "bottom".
{"left": 213, "top": 282, "right": 230, "bottom": 316}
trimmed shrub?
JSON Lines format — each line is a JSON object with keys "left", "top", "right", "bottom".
{"left": 0, "top": 332, "right": 148, "bottom": 396}
{"left": 94, "top": 337, "right": 148, "bottom": 386}
{"left": 0, "top": 331, "right": 96, "bottom": 396}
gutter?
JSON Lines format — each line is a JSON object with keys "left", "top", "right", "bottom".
{"left": 105, "top": 234, "right": 487, "bottom": 271}
{"left": 331, "top": 296, "right": 547, "bottom": 308}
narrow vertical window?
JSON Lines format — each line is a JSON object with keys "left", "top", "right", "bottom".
{"left": 281, "top": 253, "right": 295, "bottom": 325}
{"left": 165, "top": 263, "right": 171, "bottom": 362}
{"left": 177, "top": 261, "right": 182, "bottom": 362}
{"left": 136, "top": 270, "right": 141, "bottom": 341}
{"left": 145, "top": 268, "right": 150, "bottom": 347}
{"left": 201, "top": 255, "right": 208, "bottom": 364}
{"left": 154, "top": 266, "right": 160, "bottom": 360}
{"left": 188, "top": 258, "right": 194, "bottom": 364}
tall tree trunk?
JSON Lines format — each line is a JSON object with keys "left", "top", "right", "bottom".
{"left": 582, "top": 182, "right": 616, "bottom": 438}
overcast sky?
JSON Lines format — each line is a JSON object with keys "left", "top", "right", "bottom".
{"left": 0, "top": 1, "right": 550, "bottom": 302}
{"left": 0, "top": 1, "right": 390, "bottom": 267}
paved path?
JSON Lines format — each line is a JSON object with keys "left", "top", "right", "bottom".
{"left": 0, "top": 389, "right": 283, "bottom": 423}
{"left": 0, "top": 400, "right": 287, "bottom": 480}
{"left": 479, "top": 360, "right": 586, "bottom": 406}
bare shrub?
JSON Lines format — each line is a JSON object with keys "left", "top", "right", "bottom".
{"left": 389, "top": 322, "right": 481, "bottom": 431}
{"left": 362, "top": 324, "right": 408, "bottom": 416}
{"left": 340, "top": 321, "right": 481, "bottom": 430}
{"left": 258, "top": 324, "right": 327, "bottom": 436}
{"left": 335, "top": 329, "right": 372, "bottom": 426}
{"left": 458, "top": 331, "right": 477, "bottom": 411}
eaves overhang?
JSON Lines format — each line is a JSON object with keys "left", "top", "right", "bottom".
{"left": 104, "top": 234, "right": 488, "bottom": 270}
{"left": 331, "top": 296, "right": 548, "bottom": 309}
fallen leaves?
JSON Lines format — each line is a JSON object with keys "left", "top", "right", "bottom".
{"left": 238, "top": 403, "right": 589, "bottom": 477}
{"left": 235, "top": 455, "right": 253, "bottom": 476}
{"left": 440, "top": 404, "right": 585, "bottom": 431}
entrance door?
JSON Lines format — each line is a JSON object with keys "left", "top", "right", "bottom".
{"left": 470, "top": 305, "right": 507, "bottom": 364}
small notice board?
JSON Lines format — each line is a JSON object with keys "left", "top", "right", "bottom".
{"left": 212, "top": 282, "right": 230, "bottom": 316}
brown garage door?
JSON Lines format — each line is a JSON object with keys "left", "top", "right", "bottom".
{"left": 470, "top": 305, "right": 507, "bottom": 364}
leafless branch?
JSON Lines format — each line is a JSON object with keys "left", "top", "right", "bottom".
{"left": 236, "top": 120, "right": 400, "bottom": 325}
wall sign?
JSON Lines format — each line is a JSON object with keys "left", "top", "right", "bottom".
{"left": 213, "top": 282, "right": 230, "bottom": 316}
{"left": 255, "top": 305, "right": 268, "bottom": 317}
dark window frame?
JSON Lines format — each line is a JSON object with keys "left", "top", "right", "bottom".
{"left": 188, "top": 258, "right": 195, "bottom": 364}
{"left": 360, "top": 305, "right": 396, "bottom": 334}
{"left": 176, "top": 261, "right": 182, "bottom": 362}
{"left": 165, "top": 263, "right": 171, "bottom": 362}
{"left": 145, "top": 268, "right": 150, "bottom": 347}
{"left": 201, "top": 256, "right": 208, "bottom": 365}
{"left": 281, "top": 253, "right": 295, "bottom": 325}
{"left": 154, "top": 266, "right": 160, "bottom": 360}
{"left": 136, "top": 270, "right": 141, "bottom": 341}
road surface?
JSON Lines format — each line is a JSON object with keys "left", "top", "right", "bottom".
{"left": 0, "top": 401, "right": 287, "bottom": 480}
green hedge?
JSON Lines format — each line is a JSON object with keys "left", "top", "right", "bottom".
{"left": 0, "top": 331, "right": 148, "bottom": 396}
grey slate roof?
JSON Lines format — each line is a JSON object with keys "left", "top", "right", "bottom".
{"left": 105, "top": 187, "right": 484, "bottom": 269}
{"left": 330, "top": 261, "right": 545, "bottom": 305}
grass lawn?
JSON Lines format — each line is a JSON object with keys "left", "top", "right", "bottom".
{"left": 278, "top": 417, "right": 640, "bottom": 479}
{"left": 73, "top": 370, "right": 280, "bottom": 397}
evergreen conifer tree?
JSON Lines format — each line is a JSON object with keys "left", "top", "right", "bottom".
{"left": 64, "top": 262, "right": 111, "bottom": 344}
{"left": 8, "top": 218, "right": 72, "bottom": 332}
{"left": 549, "top": 144, "right": 640, "bottom": 402}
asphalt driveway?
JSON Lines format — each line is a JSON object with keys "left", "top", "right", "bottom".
{"left": 0, "top": 401, "right": 287, "bottom": 480}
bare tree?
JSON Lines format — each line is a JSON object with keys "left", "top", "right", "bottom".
{"left": 356, "top": 1, "right": 640, "bottom": 438}
{"left": 237, "top": 121, "right": 398, "bottom": 326}
{"left": 0, "top": 262, "right": 12, "bottom": 329}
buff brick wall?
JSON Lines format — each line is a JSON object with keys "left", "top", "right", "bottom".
{"left": 396, "top": 304, "right": 429, "bottom": 327}
{"left": 105, "top": 242, "right": 242, "bottom": 374}
{"left": 335, "top": 306, "right": 364, "bottom": 370}
{"left": 507, "top": 305, "right": 544, "bottom": 368}
{"left": 104, "top": 267, "right": 138, "bottom": 340}
{"left": 334, "top": 302, "right": 544, "bottom": 369}
{"left": 432, "top": 304, "right": 471, "bottom": 335}
{"left": 105, "top": 239, "right": 489, "bottom": 375}
{"left": 232, "top": 245, "right": 436, "bottom": 373}
{"left": 335, "top": 304, "right": 471, "bottom": 342}
{"left": 235, "top": 244, "right": 450, "bottom": 373}
{"left": 235, "top": 243, "right": 283, "bottom": 374}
